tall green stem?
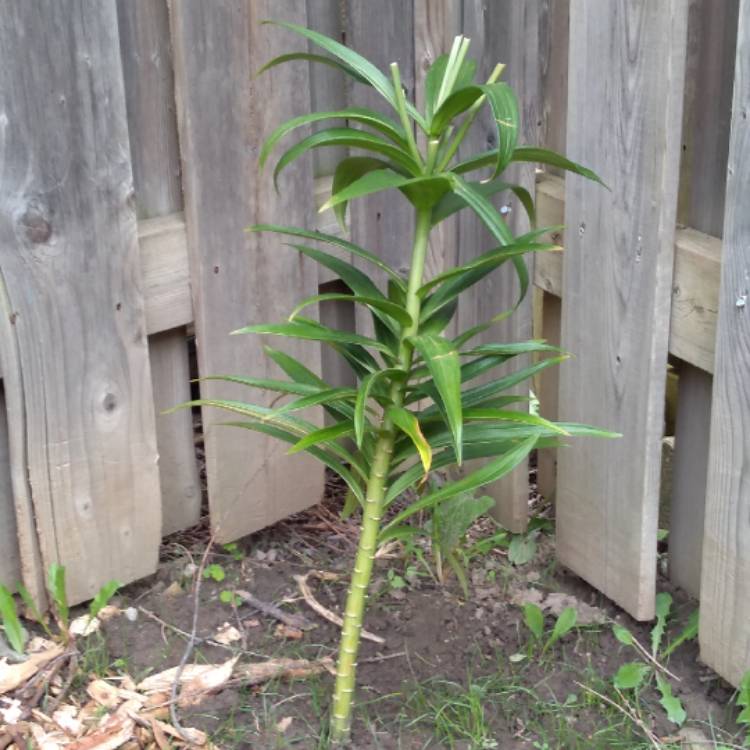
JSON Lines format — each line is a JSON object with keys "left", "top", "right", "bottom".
{"left": 330, "top": 208, "right": 432, "bottom": 745}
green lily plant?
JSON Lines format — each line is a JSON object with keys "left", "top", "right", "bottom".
{"left": 187, "top": 22, "right": 613, "bottom": 745}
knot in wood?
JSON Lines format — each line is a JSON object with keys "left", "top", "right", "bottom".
{"left": 19, "top": 206, "right": 52, "bottom": 244}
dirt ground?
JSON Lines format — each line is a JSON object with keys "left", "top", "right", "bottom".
{"left": 85, "top": 469, "right": 740, "bottom": 749}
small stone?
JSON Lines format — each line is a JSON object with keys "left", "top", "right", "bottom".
{"left": 124, "top": 607, "right": 138, "bottom": 622}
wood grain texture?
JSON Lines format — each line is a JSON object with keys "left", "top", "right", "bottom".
{"left": 170, "top": 0, "right": 323, "bottom": 541}
{"left": 458, "top": 0, "right": 539, "bottom": 532}
{"left": 0, "top": 0, "right": 162, "bottom": 605}
{"left": 0, "top": 388, "right": 21, "bottom": 589}
{"left": 678, "top": 0, "right": 740, "bottom": 236}
{"left": 344, "top": 0, "right": 416, "bottom": 336}
{"left": 670, "top": 365, "right": 712, "bottom": 598}
{"left": 699, "top": 0, "right": 750, "bottom": 686}
{"left": 556, "top": 0, "right": 688, "bottom": 620}
{"left": 538, "top": 0, "right": 569, "bottom": 169}
{"left": 118, "top": 0, "right": 201, "bottom": 534}
{"left": 535, "top": 176, "right": 722, "bottom": 374}
{"left": 669, "top": 0, "right": 737, "bottom": 598}
{"left": 306, "top": 0, "right": 347, "bottom": 177}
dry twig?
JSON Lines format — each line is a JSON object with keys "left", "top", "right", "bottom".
{"left": 233, "top": 589, "right": 314, "bottom": 631}
{"left": 294, "top": 571, "right": 385, "bottom": 645}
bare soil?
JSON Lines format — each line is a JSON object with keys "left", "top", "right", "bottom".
{"left": 92, "top": 477, "right": 738, "bottom": 749}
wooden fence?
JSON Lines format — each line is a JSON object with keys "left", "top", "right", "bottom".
{"left": 0, "top": 0, "right": 747, "bottom": 688}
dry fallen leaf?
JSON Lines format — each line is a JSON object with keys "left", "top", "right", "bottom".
{"left": 152, "top": 718, "right": 207, "bottom": 746}
{"left": 274, "top": 624, "right": 304, "bottom": 640}
{"left": 213, "top": 622, "right": 242, "bottom": 645}
{"left": 87, "top": 680, "right": 121, "bottom": 709}
{"left": 243, "top": 618, "right": 260, "bottom": 628}
{"left": 70, "top": 615, "right": 102, "bottom": 638}
{"left": 236, "top": 656, "right": 335, "bottom": 686}
{"left": 276, "top": 716, "right": 293, "bottom": 733}
{"left": 163, "top": 581, "right": 184, "bottom": 598}
{"left": 53, "top": 704, "right": 84, "bottom": 736}
{"left": 0, "top": 643, "right": 64, "bottom": 695}
{"left": 0, "top": 696, "right": 23, "bottom": 725}
{"left": 64, "top": 712, "right": 134, "bottom": 750}
{"left": 179, "top": 657, "right": 237, "bottom": 707}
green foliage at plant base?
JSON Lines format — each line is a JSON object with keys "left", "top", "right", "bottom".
{"left": 182, "top": 22, "right": 614, "bottom": 744}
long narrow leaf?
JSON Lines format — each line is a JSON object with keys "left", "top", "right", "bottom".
{"left": 260, "top": 108, "right": 407, "bottom": 171}
{"left": 381, "top": 436, "right": 537, "bottom": 536}
{"left": 411, "top": 334, "right": 463, "bottom": 464}
{"left": 266, "top": 387, "right": 357, "bottom": 419}
{"left": 289, "top": 292, "right": 412, "bottom": 329}
{"left": 0, "top": 585, "right": 26, "bottom": 654}
{"left": 256, "top": 51, "right": 369, "bottom": 84}
{"left": 249, "top": 224, "right": 406, "bottom": 288}
{"left": 274, "top": 128, "right": 419, "bottom": 187}
{"left": 432, "top": 178, "right": 534, "bottom": 226}
{"left": 289, "top": 422, "right": 354, "bottom": 455}
{"left": 387, "top": 406, "right": 432, "bottom": 474}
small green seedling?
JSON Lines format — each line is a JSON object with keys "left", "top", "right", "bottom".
{"left": 89, "top": 580, "right": 120, "bottom": 620}
{"left": 223, "top": 542, "right": 244, "bottom": 562}
{"left": 49, "top": 563, "right": 70, "bottom": 635}
{"left": 734, "top": 670, "right": 750, "bottom": 746}
{"left": 521, "top": 602, "right": 577, "bottom": 653}
{"left": 611, "top": 593, "right": 694, "bottom": 727}
{"left": 220, "top": 590, "right": 242, "bottom": 606}
{"left": 0, "top": 584, "right": 27, "bottom": 655}
{"left": 203, "top": 563, "right": 226, "bottom": 582}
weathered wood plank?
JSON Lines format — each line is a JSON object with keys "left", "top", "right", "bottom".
{"left": 670, "top": 365, "right": 712, "bottom": 597}
{"left": 458, "top": 0, "right": 539, "bottom": 532}
{"left": 556, "top": 0, "right": 688, "bottom": 620}
{"left": 118, "top": 0, "right": 201, "bottom": 534}
{"left": 669, "top": 0, "right": 738, "bottom": 597}
{"left": 699, "top": 0, "right": 750, "bottom": 686}
{"left": 344, "top": 0, "right": 416, "bottom": 335}
{"left": 0, "top": 388, "right": 21, "bottom": 590}
{"left": 539, "top": 0, "right": 569, "bottom": 169}
{"left": 170, "top": 0, "right": 323, "bottom": 541}
{"left": 0, "top": 0, "right": 162, "bottom": 605}
{"left": 534, "top": 176, "right": 722, "bottom": 375}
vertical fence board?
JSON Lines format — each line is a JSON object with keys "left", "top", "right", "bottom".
{"left": 0, "top": 0, "right": 162, "bottom": 604}
{"left": 118, "top": 0, "right": 201, "bottom": 535}
{"left": 345, "top": 0, "right": 415, "bottom": 335}
{"left": 556, "top": 0, "right": 688, "bottom": 620}
{"left": 0, "top": 388, "right": 20, "bottom": 589}
{"left": 458, "top": 0, "right": 539, "bottom": 532}
{"left": 170, "top": 0, "right": 323, "bottom": 541}
{"left": 669, "top": 0, "right": 739, "bottom": 597}
{"left": 699, "top": 0, "right": 750, "bottom": 686}
{"left": 535, "top": 0, "right": 569, "bottom": 500}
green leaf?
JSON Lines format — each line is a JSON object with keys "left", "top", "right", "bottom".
{"left": 424, "top": 53, "right": 450, "bottom": 121}
{"left": 463, "top": 409, "right": 568, "bottom": 434}
{"left": 656, "top": 674, "right": 686, "bottom": 726}
{"left": 330, "top": 156, "right": 391, "bottom": 228}
{"left": 289, "top": 292, "right": 412, "bottom": 329}
{"left": 455, "top": 146, "right": 605, "bottom": 187}
{"left": 387, "top": 406, "right": 432, "bottom": 474}
{"left": 48, "top": 563, "right": 69, "bottom": 630}
{"left": 523, "top": 602, "right": 545, "bottom": 640}
{"left": 432, "top": 493, "right": 494, "bottom": 556}
{"left": 266, "top": 387, "right": 357, "bottom": 419}
{"left": 546, "top": 607, "right": 577, "bottom": 651}
{"left": 613, "top": 662, "right": 651, "bottom": 690}
{"left": 197, "top": 374, "right": 321, "bottom": 397}
{"left": 263, "top": 20, "right": 426, "bottom": 128}
{"left": 274, "top": 128, "right": 418, "bottom": 188}
{"left": 652, "top": 592, "right": 673, "bottom": 656}
{"left": 249, "top": 224, "right": 406, "bottom": 288}
{"left": 0, "top": 584, "right": 27, "bottom": 654}
{"left": 16, "top": 584, "right": 49, "bottom": 636}
{"left": 289, "top": 422, "right": 354, "bottom": 455}
{"left": 662, "top": 609, "right": 699, "bottom": 658}
{"left": 613, "top": 624, "right": 635, "bottom": 647}
{"left": 260, "top": 109, "right": 406, "bottom": 171}
{"left": 264, "top": 345, "right": 328, "bottom": 388}
{"left": 432, "top": 178, "right": 535, "bottom": 226}
{"left": 233, "top": 321, "right": 392, "bottom": 355}
{"left": 380, "top": 435, "right": 536, "bottom": 535}
{"left": 432, "top": 83, "right": 518, "bottom": 176}
{"left": 411, "top": 334, "right": 463, "bottom": 464}
{"left": 256, "top": 51, "right": 368, "bottom": 85}
{"left": 508, "top": 534, "right": 537, "bottom": 566}
{"left": 90, "top": 580, "right": 120, "bottom": 619}
{"left": 204, "top": 564, "right": 226, "bottom": 582}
